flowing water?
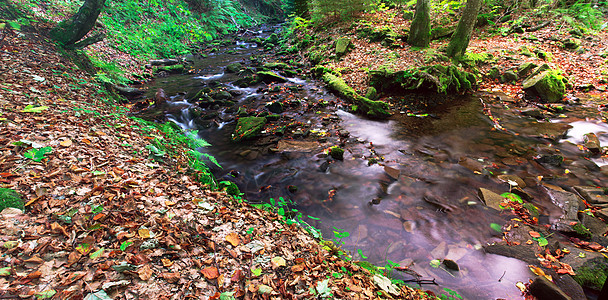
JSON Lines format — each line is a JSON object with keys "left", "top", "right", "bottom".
{"left": 142, "top": 27, "right": 608, "bottom": 299}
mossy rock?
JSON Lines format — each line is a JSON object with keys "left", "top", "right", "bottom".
{"left": 264, "top": 33, "right": 279, "bottom": 46}
{"left": 501, "top": 70, "right": 518, "bottom": 83}
{"left": 321, "top": 72, "right": 390, "bottom": 119}
{"left": 369, "top": 64, "right": 476, "bottom": 94}
{"left": 517, "top": 62, "right": 537, "bottom": 78}
{"left": 519, "top": 46, "right": 535, "bottom": 57}
{"left": 157, "top": 64, "right": 185, "bottom": 74}
{"left": 0, "top": 188, "right": 24, "bottom": 211}
{"left": 329, "top": 146, "right": 345, "bottom": 160}
{"left": 572, "top": 223, "right": 593, "bottom": 240}
{"left": 256, "top": 71, "right": 287, "bottom": 83}
{"left": 522, "top": 70, "right": 566, "bottom": 103}
{"left": 562, "top": 38, "right": 581, "bottom": 50}
{"left": 365, "top": 86, "right": 378, "bottom": 100}
{"left": 219, "top": 181, "right": 240, "bottom": 196}
{"left": 263, "top": 62, "right": 289, "bottom": 70}
{"left": 573, "top": 258, "right": 608, "bottom": 291}
{"left": 488, "top": 67, "right": 501, "bottom": 79}
{"left": 335, "top": 37, "right": 352, "bottom": 57}
{"left": 232, "top": 117, "right": 267, "bottom": 142}
{"left": 430, "top": 26, "right": 455, "bottom": 40}
{"left": 225, "top": 62, "right": 242, "bottom": 73}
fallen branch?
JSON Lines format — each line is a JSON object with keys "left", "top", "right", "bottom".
{"left": 526, "top": 21, "right": 551, "bottom": 32}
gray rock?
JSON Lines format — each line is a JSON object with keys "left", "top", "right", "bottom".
{"left": 501, "top": 70, "right": 518, "bottom": 83}
{"left": 484, "top": 243, "right": 538, "bottom": 264}
{"left": 535, "top": 154, "right": 564, "bottom": 166}
{"left": 150, "top": 58, "right": 179, "bottom": 66}
{"left": 543, "top": 186, "right": 581, "bottom": 232}
{"left": 335, "top": 37, "right": 352, "bottom": 57}
{"left": 265, "top": 101, "right": 284, "bottom": 114}
{"left": 574, "top": 186, "right": 608, "bottom": 206}
{"left": 518, "top": 62, "right": 538, "bottom": 78}
{"left": 552, "top": 274, "right": 586, "bottom": 300}
{"left": 212, "top": 91, "right": 232, "bottom": 100}
{"left": 442, "top": 259, "right": 459, "bottom": 271}
{"left": 583, "top": 133, "right": 602, "bottom": 154}
{"left": 579, "top": 213, "right": 608, "bottom": 236}
{"left": 529, "top": 276, "right": 572, "bottom": 300}
{"left": 225, "top": 62, "right": 242, "bottom": 73}
{"left": 478, "top": 188, "right": 504, "bottom": 210}
{"left": 596, "top": 208, "right": 608, "bottom": 221}
{"left": 520, "top": 108, "right": 544, "bottom": 119}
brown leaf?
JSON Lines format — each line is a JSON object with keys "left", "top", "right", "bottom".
{"left": 226, "top": 232, "right": 240, "bottom": 247}
{"left": 201, "top": 266, "right": 219, "bottom": 280}
{"left": 138, "top": 228, "right": 150, "bottom": 239}
{"left": 67, "top": 251, "right": 81, "bottom": 267}
{"left": 529, "top": 231, "right": 541, "bottom": 238}
{"left": 291, "top": 264, "right": 305, "bottom": 272}
{"left": 161, "top": 272, "right": 180, "bottom": 283}
{"left": 231, "top": 269, "right": 243, "bottom": 283}
{"left": 50, "top": 222, "right": 68, "bottom": 237}
{"left": 26, "top": 270, "right": 41, "bottom": 279}
{"left": 138, "top": 265, "right": 153, "bottom": 281}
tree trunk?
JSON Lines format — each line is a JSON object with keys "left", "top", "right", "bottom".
{"left": 294, "top": 0, "right": 309, "bottom": 18}
{"left": 446, "top": 0, "right": 482, "bottom": 58}
{"left": 407, "top": 0, "right": 430, "bottom": 48}
{"left": 50, "top": 0, "right": 106, "bottom": 46}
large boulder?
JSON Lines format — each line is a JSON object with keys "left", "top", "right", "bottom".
{"left": 256, "top": 71, "right": 287, "bottom": 83}
{"left": 522, "top": 70, "right": 566, "bottom": 102}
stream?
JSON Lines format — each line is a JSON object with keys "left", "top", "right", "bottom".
{"left": 141, "top": 26, "right": 608, "bottom": 299}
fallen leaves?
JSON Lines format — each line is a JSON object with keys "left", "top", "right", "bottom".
{"left": 225, "top": 232, "right": 240, "bottom": 246}
{"left": 202, "top": 266, "right": 219, "bottom": 280}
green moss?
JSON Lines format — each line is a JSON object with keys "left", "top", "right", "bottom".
{"left": 329, "top": 146, "right": 345, "bottom": 160}
{"left": 369, "top": 64, "right": 476, "bottom": 94}
{"left": 232, "top": 117, "right": 267, "bottom": 142}
{"left": 263, "top": 62, "right": 289, "bottom": 70}
{"left": 572, "top": 223, "right": 593, "bottom": 240}
{"left": 321, "top": 72, "right": 390, "bottom": 118}
{"left": 335, "top": 37, "right": 351, "bottom": 57}
{"left": 219, "top": 181, "right": 240, "bottom": 196}
{"left": 0, "top": 188, "right": 24, "bottom": 211}
{"left": 256, "top": 71, "right": 286, "bottom": 83}
{"left": 522, "top": 70, "right": 566, "bottom": 102}
{"left": 574, "top": 262, "right": 608, "bottom": 291}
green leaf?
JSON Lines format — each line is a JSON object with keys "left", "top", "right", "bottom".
{"left": 490, "top": 223, "right": 503, "bottom": 232}
{"left": 536, "top": 237, "right": 548, "bottom": 247}
{"left": 120, "top": 241, "right": 133, "bottom": 251}
{"left": 35, "top": 290, "right": 56, "bottom": 299}
{"left": 357, "top": 248, "right": 368, "bottom": 259}
{"left": 76, "top": 243, "right": 91, "bottom": 254}
{"left": 500, "top": 192, "right": 523, "bottom": 203}
{"left": 92, "top": 171, "right": 106, "bottom": 176}
{"left": 430, "top": 259, "right": 441, "bottom": 268}
{"left": 307, "top": 215, "right": 320, "bottom": 220}
{"left": 219, "top": 291, "right": 236, "bottom": 300}
{"left": 22, "top": 105, "right": 49, "bottom": 113}
{"left": 24, "top": 146, "right": 52, "bottom": 162}
{"left": 89, "top": 248, "right": 105, "bottom": 260}
{"left": 331, "top": 272, "right": 343, "bottom": 278}
{"left": 251, "top": 267, "right": 262, "bottom": 276}
{"left": 0, "top": 267, "right": 11, "bottom": 276}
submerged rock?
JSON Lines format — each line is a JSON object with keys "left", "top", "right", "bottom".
{"left": 543, "top": 186, "right": 581, "bottom": 233}
{"left": 574, "top": 186, "right": 608, "bottom": 207}
{"left": 225, "top": 62, "right": 242, "bottom": 73}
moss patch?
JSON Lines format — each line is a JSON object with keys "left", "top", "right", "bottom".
{"left": 232, "top": 117, "right": 267, "bottom": 142}
{"left": 574, "top": 260, "right": 608, "bottom": 291}
{"left": 321, "top": 72, "right": 390, "bottom": 119}
{"left": 0, "top": 188, "right": 24, "bottom": 211}
{"left": 369, "top": 64, "right": 476, "bottom": 94}
{"left": 329, "top": 146, "right": 345, "bottom": 160}
{"left": 522, "top": 70, "right": 566, "bottom": 102}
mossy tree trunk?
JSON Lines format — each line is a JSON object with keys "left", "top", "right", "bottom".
{"left": 446, "top": 0, "right": 482, "bottom": 58}
{"left": 50, "top": 0, "right": 106, "bottom": 46}
{"left": 407, "top": 0, "right": 430, "bottom": 48}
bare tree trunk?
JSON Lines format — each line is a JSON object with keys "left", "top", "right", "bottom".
{"left": 446, "top": 0, "right": 482, "bottom": 58}
{"left": 407, "top": 0, "right": 430, "bottom": 48}
{"left": 50, "top": 0, "right": 106, "bottom": 46}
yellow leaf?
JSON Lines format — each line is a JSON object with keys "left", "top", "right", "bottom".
{"left": 226, "top": 232, "right": 240, "bottom": 246}
{"left": 271, "top": 256, "right": 286, "bottom": 268}
{"left": 60, "top": 139, "right": 72, "bottom": 147}
{"left": 161, "top": 258, "right": 173, "bottom": 267}
{"left": 138, "top": 229, "right": 151, "bottom": 239}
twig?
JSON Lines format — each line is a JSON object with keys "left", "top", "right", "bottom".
{"left": 498, "top": 270, "right": 507, "bottom": 282}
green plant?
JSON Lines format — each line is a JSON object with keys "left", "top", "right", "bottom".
{"left": 0, "top": 188, "right": 24, "bottom": 211}
{"left": 439, "top": 288, "right": 463, "bottom": 300}
{"left": 24, "top": 146, "right": 53, "bottom": 162}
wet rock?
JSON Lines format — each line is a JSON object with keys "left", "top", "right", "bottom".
{"left": 319, "top": 161, "right": 331, "bottom": 172}
{"left": 265, "top": 101, "right": 284, "bottom": 114}
{"left": 211, "top": 90, "right": 232, "bottom": 100}
{"left": 483, "top": 243, "right": 538, "bottom": 264}
{"left": 543, "top": 186, "right": 581, "bottom": 233}
{"left": 522, "top": 70, "right": 566, "bottom": 103}
{"left": 256, "top": 71, "right": 287, "bottom": 83}
{"left": 560, "top": 245, "right": 608, "bottom": 291}
{"left": 529, "top": 276, "right": 571, "bottom": 300}
{"left": 583, "top": 132, "right": 602, "bottom": 154}
{"left": 562, "top": 37, "right": 581, "bottom": 49}
{"left": 458, "top": 157, "right": 484, "bottom": 173}
{"left": 232, "top": 117, "right": 267, "bottom": 142}
{"left": 497, "top": 174, "right": 526, "bottom": 188}
{"left": 520, "top": 108, "right": 544, "bottom": 119}
{"left": 225, "top": 62, "right": 242, "bottom": 73}
{"left": 596, "top": 208, "right": 608, "bottom": 221}
{"left": 574, "top": 186, "right": 608, "bottom": 207}
{"left": 263, "top": 62, "right": 289, "bottom": 70}
{"left": 579, "top": 213, "right": 608, "bottom": 236}
{"left": 552, "top": 274, "right": 586, "bottom": 300}
{"left": 442, "top": 259, "right": 459, "bottom": 271}
{"left": 150, "top": 58, "right": 179, "bottom": 66}
{"left": 329, "top": 146, "right": 344, "bottom": 160}
{"left": 478, "top": 188, "right": 504, "bottom": 210}
{"left": 112, "top": 85, "right": 145, "bottom": 99}
{"left": 535, "top": 154, "right": 564, "bottom": 166}
{"left": 276, "top": 140, "right": 320, "bottom": 152}
{"left": 383, "top": 166, "right": 400, "bottom": 180}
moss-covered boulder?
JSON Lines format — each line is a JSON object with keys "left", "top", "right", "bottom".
{"left": 225, "top": 62, "right": 242, "bottom": 73}
{"left": 522, "top": 70, "right": 566, "bottom": 102}
{"left": 321, "top": 73, "right": 390, "bottom": 119}
{"left": 562, "top": 38, "right": 581, "bottom": 50}
{"left": 263, "top": 62, "right": 289, "bottom": 70}
{"left": 256, "top": 71, "right": 287, "bottom": 83}
{"left": 335, "top": 37, "right": 352, "bottom": 57}
{"left": 365, "top": 86, "right": 378, "bottom": 100}
{"left": 501, "top": 70, "right": 518, "bottom": 83}
{"left": 232, "top": 117, "right": 267, "bottom": 142}
{"left": 369, "top": 65, "right": 476, "bottom": 94}
{"left": 329, "top": 146, "right": 345, "bottom": 160}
